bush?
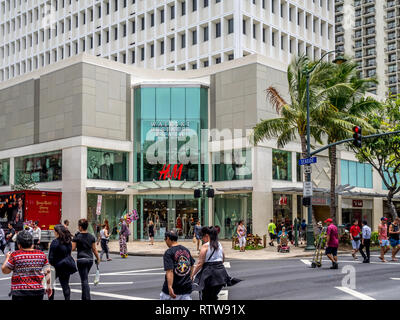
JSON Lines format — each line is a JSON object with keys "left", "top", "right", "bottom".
{"left": 232, "top": 234, "right": 263, "bottom": 250}
{"left": 371, "top": 231, "right": 379, "bottom": 246}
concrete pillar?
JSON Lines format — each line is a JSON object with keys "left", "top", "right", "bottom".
{"left": 252, "top": 191, "right": 271, "bottom": 237}
{"left": 128, "top": 194, "right": 134, "bottom": 241}
{"left": 9, "top": 157, "right": 14, "bottom": 186}
{"left": 62, "top": 146, "right": 87, "bottom": 234}
{"left": 292, "top": 194, "right": 297, "bottom": 223}
{"left": 373, "top": 197, "right": 383, "bottom": 232}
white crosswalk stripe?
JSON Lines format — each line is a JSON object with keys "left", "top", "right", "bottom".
{"left": 335, "top": 286, "right": 375, "bottom": 300}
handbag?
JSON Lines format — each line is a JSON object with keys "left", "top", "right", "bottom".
{"left": 56, "top": 256, "right": 78, "bottom": 275}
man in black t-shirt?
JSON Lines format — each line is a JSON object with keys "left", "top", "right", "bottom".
{"left": 160, "top": 230, "right": 195, "bottom": 300}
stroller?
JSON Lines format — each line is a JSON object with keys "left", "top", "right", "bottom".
{"left": 277, "top": 233, "right": 290, "bottom": 253}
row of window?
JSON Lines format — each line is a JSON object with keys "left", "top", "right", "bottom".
{"left": 0, "top": 149, "right": 389, "bottom": 187}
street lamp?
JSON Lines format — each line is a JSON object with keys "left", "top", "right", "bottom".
{"left": 303, "top": 50, "right": 347, "bottom": 251}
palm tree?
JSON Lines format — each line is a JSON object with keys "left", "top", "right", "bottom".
{"left": 253, "top": 55, "right": 332, "bottom": 231}
{"left": 316, "top": 60, "right": 380, "bottom": 223}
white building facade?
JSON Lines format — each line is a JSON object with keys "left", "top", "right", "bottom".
{"left": 1, "top": 0, "right": 335, "bottom": 82}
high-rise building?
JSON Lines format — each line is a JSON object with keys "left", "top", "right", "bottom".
{"left": 335, "top": 0, "right": 398, "bottom": 97}
{"left": 0, "top": 0, "right": 335, "bottom": 82}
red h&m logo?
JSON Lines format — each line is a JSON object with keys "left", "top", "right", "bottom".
{"left": 158, "top": 164, "right": 183, "bottom": 180}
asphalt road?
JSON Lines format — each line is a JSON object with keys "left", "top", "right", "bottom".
{"left": 0, "top": 252, "right": 399, "bottom": 300}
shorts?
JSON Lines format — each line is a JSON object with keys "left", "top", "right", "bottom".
{"left": 269, "top": 233, "right": 276, "bottom": 240}
{"left": 160, "top": 292, "right": 192, "bottom": 300}
{"left": 325, "top": 247, "right": 338, "bottom": 256}
{"left": 351, "top": 240, "right": 360, "bottom": 250}
{"left": 390, "top": 239, "right": 400, "bottom": 248}
{"left": 239, "top": 236, "right": 246, "bottom": 247}
{"left": 380, "top": 239, "right": 390, "bottom": 247}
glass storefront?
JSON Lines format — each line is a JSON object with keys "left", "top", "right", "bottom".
{"left": 87, "top": 193, "right": 128, "bottom": 240}
{"left": 15, "top": 151, "right": 62, "bottom": 184}
{"left": 273, "top": 194, "right": 292, "bottom": 225}
{"left": 134, "top": 86, "right": 208, "bottom": 182}
{"left": 273, "top": 149, "right": 292, "bottom": 181}
{"left": 135, "top": 194, "right": 208, "bottom": 240}
{"left": 0, "top": 159, "right": 10, "bottom": 186}
{"left": 212, "top": 149, "right": 252, "bottom": 181}
{"left": 342, "top": 199, "right": 373, "bottom": 229}
{"left": 214, "top": 193, "right": 252, "bottom": 239}
{"left": 87, "top": 148, "right": 128, "bottom": 181}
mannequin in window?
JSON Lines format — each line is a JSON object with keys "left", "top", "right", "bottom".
{"left": 182, "top": 214, "right": 187, "bottom": 237}
{"left": 176, "top": 214, "right": 182, "bottom": 235}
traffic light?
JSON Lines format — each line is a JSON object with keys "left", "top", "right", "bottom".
{"left": 353, "top": 126, "right": 362, "bottom": 148}
{"left": 302, "top": 197, "right": 311, "bottom": 207}
{"left": 194, "top": 189, "right": 201, "bottom": 198}
{"left": 207, "top": 188, "right": 215, "bottom": 198}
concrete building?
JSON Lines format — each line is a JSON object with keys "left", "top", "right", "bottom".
{"left": 1, "top": 0, "right": 335, "bottom": 82}
{"left": 0, "top": 53, "right": 397, "bottom": 239}
{"left": 335, "top": 0, "right": 399, "bottom": 97}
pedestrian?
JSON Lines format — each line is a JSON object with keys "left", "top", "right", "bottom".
{"left": 48, "top": 224, "right": 76, "bottom": 300}
{"left": 160, "top": 230, "right": 195, "bottom": 300}
{"left": 388, "top": 217, "right": 400, "bottom": 261}
{"left": 72, "top": 219, "right": 100, "bottom": 300}
{"left": 350, "top": 220, "right": 361, "bottom": 260}
{"left": 63, "top": 220, "right": 70, "bottom": 229}
{"left": 4, "top": 223, "right": 16, "bottom": 253}
{"left": 0, "top": 226, "right": 6, "bottom": 254}
{"left": 378, "top": 217, "right": 390, "bottom": 262}
{"left": 1, "top": 230, "right": 52, "bottom": 301}
{"left": 99, "top": 223, "right": 112, "bottom": 261}
{"left": 267, "top": 219, "right": 277, "bottom": 246}
{"left": 359, "top": 220, "right": 371, "bottom": 263}
{"left": 191, "top": 226, "right": 229, "bottom": 301}
{"left": 119, "top": 218, "right": 130, "bottom": 258}
{"left": 194, "top": 220, "right": 202, "bottom": 252}
{"left": 32, "top": 221, "right": 41, "bottom": 250}
{"left": 236, "top": 220, "right": 247, "bottom": 252}
{"left": 324, "top": 218, "right": 339, "bottom": 269}
{"left": 148, "top": 220, "right": 155, "bottom": 245}
{"left": 300, "top": 219, "right": 307, "bottom": 244}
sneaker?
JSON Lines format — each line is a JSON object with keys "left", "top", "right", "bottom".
{"left": 362, "top": 259, "right": 369, "bottom": 263}
{"left": 107, "top": 258, "right": 112, "bottom": 261}
{"left": 330, "top": 263, "right": 339, "bottom": 269}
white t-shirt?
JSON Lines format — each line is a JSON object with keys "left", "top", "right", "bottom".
{"left": 205, "top": 242, "right": 224, "bottom": 262}
{"left": 32, "top": 227, "right": 41, "bottom": 240}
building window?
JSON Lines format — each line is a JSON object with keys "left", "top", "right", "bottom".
{"left": 0, "top": 159, "right": 10, "bottom": 186}
{"left": 87, "top": 148, "right": 129, "bottom": 181}
{"left": 216, "top": 22, "right": 221, "bottom": 38}
{"left": 203, "top": 26, "right": 209, "bottom": 41}
{"left": 272, "top": 149, "right": 292, "bottom": 181}
{"left": 171, "top": 5, "right": 175, "bottom": 19}
{"left": 15, "top": 151, "right": 62, "bottom": 184}
{"left": 228, "top": 18, "right": 234, "bottom": 34}
{"left": 192, "top": 30, "right": 197, "bottom": 45}
{"left": 213, "top": 149, "right": 252, "bottom": 181}
{"left": 341, "top": 160, "right": 373, "bottom": 188}
{"left": 181, "top": 34, "right": 186, "bottom": 48}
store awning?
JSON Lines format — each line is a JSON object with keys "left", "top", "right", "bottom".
{"left": 215, "top": 187, "right": 253, "bottom": 192}
{"left": 128, "top": 180, "right": 202, "bottom": 192}
{"left": 86, "top": 187, "right": 125, "bottom": 192}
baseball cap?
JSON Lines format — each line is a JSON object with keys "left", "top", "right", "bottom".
{"left": 381, "top": 217, "right": 388, "bottom": 221}
{"left": 324, "top": 218, "right": 333, "bottom": 223}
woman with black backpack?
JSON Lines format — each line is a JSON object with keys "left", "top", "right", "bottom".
{"left": 48, "top": 224, "right": 77, "bottom": 300}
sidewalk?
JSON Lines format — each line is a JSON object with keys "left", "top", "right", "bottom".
{"left": 100, "top": 240, "right": 352, "bottom": 260}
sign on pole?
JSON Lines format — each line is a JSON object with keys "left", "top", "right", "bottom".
{"left": 299, "top": 157, "right": 317, "bottom": 166}
{"left": 304, "top": 164, "right": 312, "bottom": 174}
{"left": 303, "top": 181, "right": 313, "bottom": 197}
{"left": 96, "top": 195, "right": 102, "bottom": 216}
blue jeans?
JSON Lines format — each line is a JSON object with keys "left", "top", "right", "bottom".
{"left": 77, "top": 259, "right": 93, "bottom": 300}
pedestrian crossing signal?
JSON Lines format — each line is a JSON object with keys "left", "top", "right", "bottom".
{"left": 207, "top": 188, "right": 215, "bottom": 198}
{"left": 194, "top": 189, "right": 201, "bottom": 198}
{"left": 353, "top": 126, "right": 362, "bottom": 148}
{"left": 302, "top": 197, "right": 311, "bottom": 207}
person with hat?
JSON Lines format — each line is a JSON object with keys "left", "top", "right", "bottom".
{"left": 378, "top": 217, "right": 390, "bottom": 262}
{"left": 324, "top": 218, "right": 339, "bottom": 269}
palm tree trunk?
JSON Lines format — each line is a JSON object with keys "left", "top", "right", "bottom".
{"left": 300, "top": 135, "right": 318, "bottom": 234}
{"left": 329, "top": 145, "right": 337, "bottom": 224}
{"left": 387, "top": 192, "right": 398, "bottom": 219}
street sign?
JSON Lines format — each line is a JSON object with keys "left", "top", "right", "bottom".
{"left": 298, "top": 157, "right": 317, "bottom": 166}
{"left": 304, "top": 165, "right": 312, "bottom": 174}
{"left": 303, "top": 181, "right": 313, "bottom": 197}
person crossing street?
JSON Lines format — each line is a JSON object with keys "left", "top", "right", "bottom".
{"left": 359, "top": 220, "right": 371, "bottom": 263}
{"left": 379, "top": 217, "right": 390, "bottom": 262}
{"left": 350, "top": 220, "right": 361, "bottom": 260}
{"left": 388, "top": 217, "right": 400, "bottom": 262}
{"left": 324, "top": 218, "right": 339, "bottom": 270}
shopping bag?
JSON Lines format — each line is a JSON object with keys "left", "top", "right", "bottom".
{"left": 94, "top": 263, "right": 100, "bottom": 286}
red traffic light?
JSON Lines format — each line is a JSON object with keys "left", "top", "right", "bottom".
{"left": 353, "top": 126, "right": 361, "bottom": 133}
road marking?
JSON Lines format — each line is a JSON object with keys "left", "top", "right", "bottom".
{"left": 300, "top": 259, "right": 312, "bottom": 266}
{"left": 94, "top": 272, "right": 165, "bottom": 276}
{"left": 335, "top": 286, "right": 375, "bottom": 300}
{"left": 321, "top": 259, "right": 400, "bottom": 266}
{"left": 223, "top": 262, "right": 231, "bottom": 268}
{"left": 53, "top": 286, "right": 152, "bottom": 300}
{"left": 218, "top": 290, "right": 229, "bottom": 300}
{"left": 0, "top": 277, "right": 11, "bottom": 281}
{"left": 390, "top": 278, "right": 400, "bottom": 281}
{"left": 68, "top": 282, "right": 134, "bottom": 286}
{"left": 94, "top": 267, "right": 164, "bottom": 276}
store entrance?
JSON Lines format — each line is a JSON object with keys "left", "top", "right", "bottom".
{"left": 138, "top": 195, "right": 205, "bottom": 241}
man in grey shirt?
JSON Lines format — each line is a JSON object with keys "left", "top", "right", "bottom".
{"left": 359, "top": 220, "right": 371, "bottom": 263}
